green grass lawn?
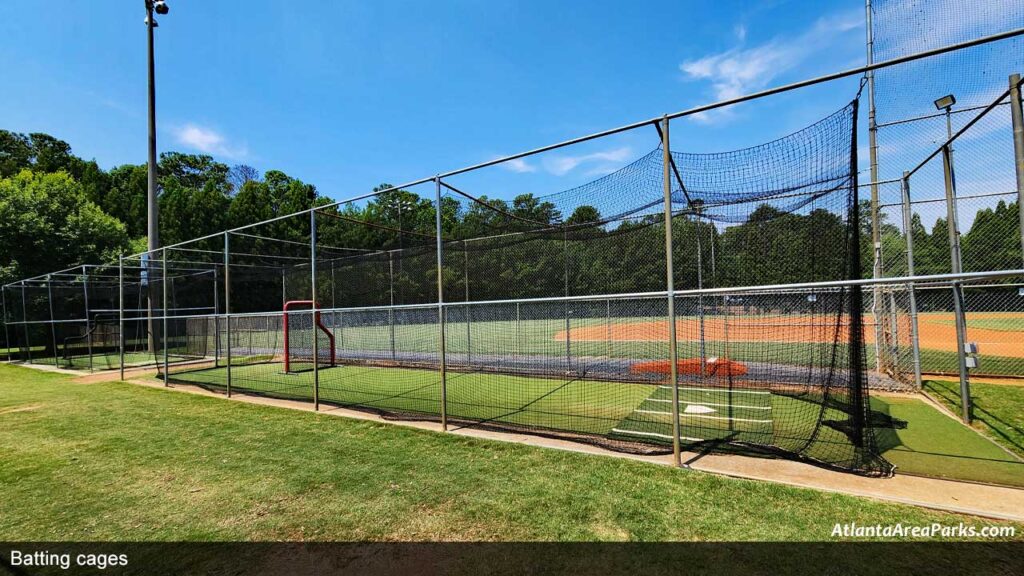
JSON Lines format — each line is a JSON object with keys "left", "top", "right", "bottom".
{"left": 924, "top": 378, "right": 1024, "bottom": 461}
{"left": 925, "top": 316, "right": 1024, "bottom": 332}
{"left": 0, "top": 363, "right": 1020, "bottom": 543}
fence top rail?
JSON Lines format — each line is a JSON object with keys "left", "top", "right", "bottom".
{"left": 110, "top": 269, "right": 1024, "bottom": 322}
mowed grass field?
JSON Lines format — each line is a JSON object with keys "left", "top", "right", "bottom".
{"left": 0, "top": 363, "right": 1021, "bottom": 544}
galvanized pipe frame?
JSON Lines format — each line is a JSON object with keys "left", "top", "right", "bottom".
{"left": 900, "top": 174, "right": 924, "bottom": 389}
{"left": 661, "top": 116, "right": 683, "bottom": 467}
{"left": 1011, "top": 73, "right": 1024, "bottom": 269}
{"left": 877, "top": 188, "right": 1019, "bottom": 209}
{"left": 865, "top": 0, "right": 888, "bottom": 377}
{"left": 1, "top": 287, "right": 10, "bottom": 362}
{"left": 116, "top": 268, "right": 1024, "bottom": 322}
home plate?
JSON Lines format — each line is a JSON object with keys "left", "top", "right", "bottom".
{"left": 684, "top": 404, "right": 715, "bottom": 414}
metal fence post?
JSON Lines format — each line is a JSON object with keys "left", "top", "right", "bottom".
{"left": 162, "top": 249, "right": 169, "bottom": 385}
{"left": 119, "top": 255, "right": 125, "bottom": 380}
{"left": 941, "top": 145, "right": 971, "bottom": 422}
{"left": 865, "top": 0, "right": 887, "bottom": 375}
{"left": 515, "top": 301, "right": 521, "bottom": 358}
{"left": 662, "top": 116, "right": 682, "bottom": 467}
{"left": 310, "top": 210, "right": 320, "bottom": 411}
{"left": 435, "top": 177, "right": 448, "bottom": 430}
{"left": 331, "top": 261, "right": 337, "bottom": 345}
{"left": 46, "top": 275, "right": 58, "bottom": 367}
{"left": 224, "top": 232, "right": 232, "bottom": 397}
{"left": 464, "top": 242, "right": 471, "bottom": 368}
{"left": 695, "top": 214, "right": 706, "bottom": 376}
{"left": 1, "top": 287, "right": 10, "bottom": 362}
{"left": 900, "top": 173, "right": 923, "bottom": 388}
{"left": 83, "top": 266, "right": 93, "bottom": 371}
{"left": 213, "top": 265, "right": 220, "bottom": 368}
{"left": 389, "top": 251, "right": 396, "bottom": 362}
{"left": 20, "top": 283, "right": 31, "bottom": 364}
{"left": 606, "top": 298, "right": 612, "bottom": 360}
{"left": 565, "top": 228, "right": 575, "bottom": 375}
{"left": 1010, "top": 73, "right": 1024, "bottom": 268}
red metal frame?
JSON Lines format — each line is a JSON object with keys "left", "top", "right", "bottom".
{"left": 282, "top": 300, "right": 336, "bottom": 372}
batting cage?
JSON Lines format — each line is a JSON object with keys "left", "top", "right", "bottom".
{"left": 100, "top": 100, "right": 895, "bottom": 476}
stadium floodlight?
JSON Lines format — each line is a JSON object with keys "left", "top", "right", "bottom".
{"left": 154, "top": 1, "right": 170, "bottom": 15}
{"left": 933, "top": 94, "right": 956, "bottom": 111}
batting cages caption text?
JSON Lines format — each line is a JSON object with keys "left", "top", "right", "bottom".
{"left": 9, "top": 549, "right": 129, "bottom": 570}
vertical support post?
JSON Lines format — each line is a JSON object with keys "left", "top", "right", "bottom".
{"left": 388, "top": 251, "right": 396, "bottom": 361}
{"left": 865, "top": 0, "right": 886, "bottom": 374}
{"left": 119, "top": 256, "right": 125, "bottom": 381}
{"left": 434, "top": 177, "right": 448, "bottom": 430}
{"left": 162, "top": 249, "right": 168, "bottom": 385}
{"left": 464, "top": 242, "right": 471, "bottom": 368}
{"left": 224, "top": 232, "right": 232, "bottom": 397}
{"left": 281, "top": 267, "right": 286, "bottom": 307}
{"left": 942, "top": 145, "right": 971, "bottom": 422}
{"left": 310, "top": 210, "right": 320, "bottom": 411}
{"left": 563, "top": 227, "right": 571, "bottom": 373}
{"left": 83, "top": 266, "right": 93, "bottom": 371}
{"left": 694, "top": 214, "right": 706, "bottom": 376}
{"left": 515, "top": 301, "right": 521, "bottom": 358}
{"left": 1010, "top": 73, "right": 1024, "bottom": 268}
{"left": 213, "top": 265, "right": 220, "bottom": 368}
{"left": 46, "top": 275, "right": 58, "bottom": 367}
{"left": 900, "top": 173, "right": 923, "bottom": 388}
{"left": 331, "top": 261, "right": 337, "bottom": 344}
{"left": 662, "top": 116, "right": 682, "bottom": 467}
{"left": 606, "top": 298, "right": 611, "bottom": 360}
{"left": 1, "top": 287, "right": 10, "bottom": 362}
{"left": 20, "top": 283, "right": 31, "bottom": 364}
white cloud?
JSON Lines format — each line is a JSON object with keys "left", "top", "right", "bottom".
{"left": 499, "top": 157, "right": 537, "bottom": 173}
{"left": 543, "top": 147, "right": 633, "bottom": 176}
{"left": 734, "top": 23, "right": 747, "bottom": 42}
{"left": 679, "top": 9, "right": 863, "bottom": 123}
{"left": 171, "top": 123, "right": 249, "bottom": 160}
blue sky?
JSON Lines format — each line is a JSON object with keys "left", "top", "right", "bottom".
{"left": 0, "top": 1, "right": 898, "bottom": 203}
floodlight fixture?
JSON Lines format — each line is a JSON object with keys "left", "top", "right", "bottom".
{"left": 154, "top": 1, "right": 170, "bottom": 15}
{"left": 933, "top": 94, "right": 956, "bottom": 111}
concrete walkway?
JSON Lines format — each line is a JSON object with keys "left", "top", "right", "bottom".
{"left": 96, "top": 371, "right": 1024, "bottom": 523}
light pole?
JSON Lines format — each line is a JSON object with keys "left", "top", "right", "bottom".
{"left": 934, "top": 92, "right": 972, "bottom": 422}
{"left": 145, "top": 0, "right": 168, "bottom": 252}
{"left": 144, "top": 0, "right": 169, "bottom": 354}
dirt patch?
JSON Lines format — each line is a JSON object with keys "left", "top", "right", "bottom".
{"left": 0, "top": 404, "right": 43, "bottom": 415}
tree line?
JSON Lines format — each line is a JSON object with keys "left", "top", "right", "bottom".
{"left": 1, "top": 129, "right": 1019, "bottom": 303}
